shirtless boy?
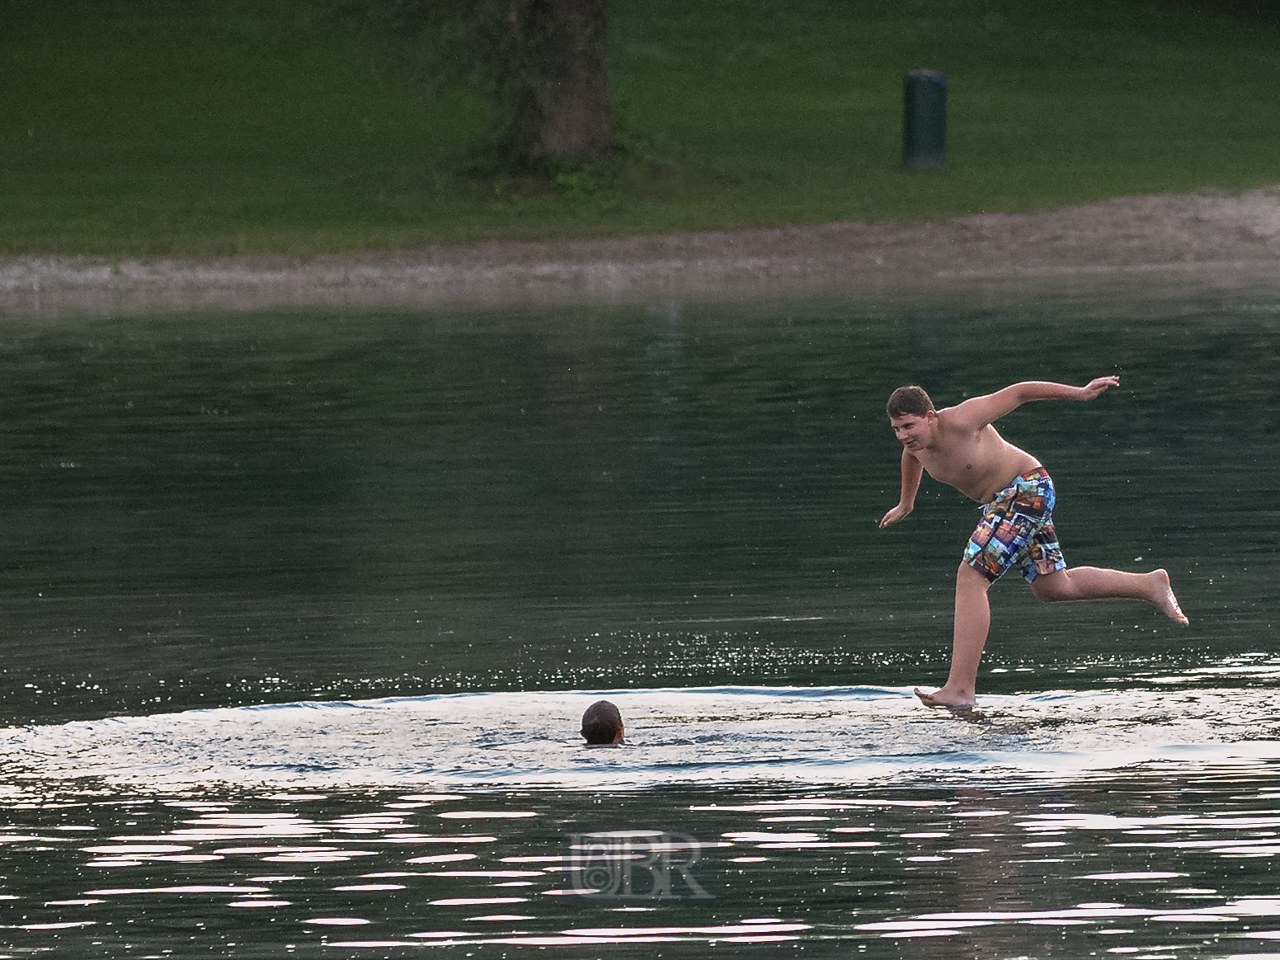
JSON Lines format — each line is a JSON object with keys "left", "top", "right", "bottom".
{"left": 879, "top": 377, "right": 1188, "bottom": 708}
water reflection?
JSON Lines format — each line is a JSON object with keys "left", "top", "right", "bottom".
{"left": 0, "top": 292, "right": 1275, "bottom": 723}
{"left": 7, "top": 675, "right": 1280, "bottom": 790}
{"left": 6, "top": 766, "right": 1280, "bottom": 957}
{"left": 0, "top": 286, "right": 1277, "bottom": 957}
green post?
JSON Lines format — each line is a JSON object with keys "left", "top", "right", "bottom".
{"left": 903, "top": 69, "right": 947, "bottom": 168}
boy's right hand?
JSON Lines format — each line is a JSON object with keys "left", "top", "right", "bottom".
{"left": 879, "top": 504, "right": 912, "bottom": 528}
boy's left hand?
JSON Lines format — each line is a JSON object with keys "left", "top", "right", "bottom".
{"left": 1079, "top": 375, "right": 1120, "bottom": 399}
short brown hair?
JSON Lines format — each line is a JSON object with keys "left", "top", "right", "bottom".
{"left": 886, "top": 385, "right": 935, "bottom": 419}
{"left": 581, "top": 700, "right": 623, "bottom": 744}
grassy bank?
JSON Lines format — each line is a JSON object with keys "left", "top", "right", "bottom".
{"left": 2, "top": 0, "right": 1279, "bottom": 257}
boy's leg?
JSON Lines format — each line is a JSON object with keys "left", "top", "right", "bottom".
{"left": 916, "top": 562, "right": 993, "bottom": 708}
{"left": 1030, "top": 566, "right": 1188, "bottom": 624}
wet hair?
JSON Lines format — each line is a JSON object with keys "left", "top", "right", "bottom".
{"left": 886, "top": 385, "right": 935, "bottom": 419}
{"left": 581, "top": 700, "right": 624, "bottom": 745}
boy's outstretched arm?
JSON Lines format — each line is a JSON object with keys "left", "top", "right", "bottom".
{"left": 949, "top": 376, "right": 1120, "bottom": 431}
{"left": 879, "top": 450, "right": 922, "bottom": 528}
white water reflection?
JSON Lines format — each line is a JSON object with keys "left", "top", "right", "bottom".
{"left": 857, "top": 897, "right": 1280, "bottom": 939}
{"left": 4, "top": 670, "right": 1280, "bottom": 790}
{"left": 5, "top": 766, "right": 1280, "bottom": 957}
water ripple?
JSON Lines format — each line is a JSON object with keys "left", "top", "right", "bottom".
{"left": 3, "top": 680, "right": 1279, "bottom": 790}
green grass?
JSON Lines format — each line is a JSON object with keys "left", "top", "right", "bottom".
{"left": 2, "top": 0, "right": 1279, "bottom": 256}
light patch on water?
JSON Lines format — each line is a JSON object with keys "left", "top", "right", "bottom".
{"left": 3, "top": 683, "right": 1280, "bottom": 791}
{"left": 856, "top": 899, "right": 1280, "bottom": 942}
{"left": 4, "top": 762, "right": 1280, "bottom": 958}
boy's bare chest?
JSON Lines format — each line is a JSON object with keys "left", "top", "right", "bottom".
{"left": 917, "top": 448, "right": 986, "bottom": 496}
{"left": 916, "top": 425, "right": 1029, "bottom": 502}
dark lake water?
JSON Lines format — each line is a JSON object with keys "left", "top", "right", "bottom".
{"left": 1, "top": 283, "right": 1278, "bottom": 957}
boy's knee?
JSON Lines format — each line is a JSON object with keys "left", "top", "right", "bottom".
{"left": 1030, "top": 572, "right": 1069, "bottom": 602}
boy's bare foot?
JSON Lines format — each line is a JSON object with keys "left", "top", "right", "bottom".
{"left": 1150, "top": 569, "right": 1189, "bottom": 625}
{"left": 915, "top": 686, "right": 976, "bottom": 709}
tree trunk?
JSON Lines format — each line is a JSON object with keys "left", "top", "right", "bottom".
{"left": 514, "top": 0, "right": 612, "bottom": 161}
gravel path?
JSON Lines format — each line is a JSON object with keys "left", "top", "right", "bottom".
{"left": 3, "top": 187, "right": 1279, "bottom": 317}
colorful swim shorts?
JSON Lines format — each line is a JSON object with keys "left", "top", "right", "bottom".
{"left": 963, "top": 467, "right": 1066, "bottom": 583}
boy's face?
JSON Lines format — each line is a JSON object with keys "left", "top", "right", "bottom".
{"left": 889, "top": 411, "right": 935, "bottom": 452}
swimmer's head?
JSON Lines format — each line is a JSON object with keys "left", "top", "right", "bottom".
{"left": 581, "top": 700, "right": 624, "bottom": 745}
{"left": 886, "top": 385, "right": 935, "bottom": 420}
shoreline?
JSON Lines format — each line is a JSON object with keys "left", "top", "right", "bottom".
{"left": 3, "top": 186, "right": 1279, "bottom": 317}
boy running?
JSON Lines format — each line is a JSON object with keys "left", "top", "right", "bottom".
{"left": 879, "top": 377, "right": 1188, "bottom": 708}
